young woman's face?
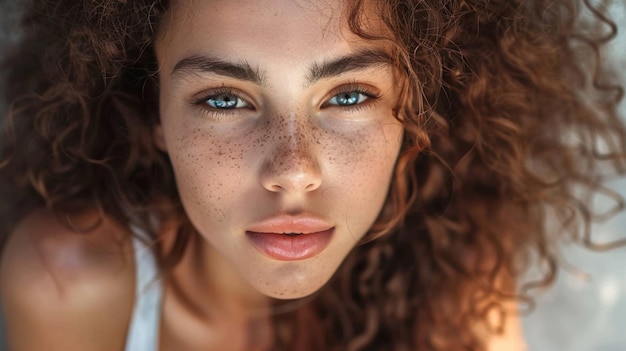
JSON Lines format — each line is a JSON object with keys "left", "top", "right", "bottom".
{"left": 155, "top": 0, "right": 403, "bottom": 299}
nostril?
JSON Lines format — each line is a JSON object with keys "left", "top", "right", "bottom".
{"left": 269, "top": 184, "right": 284, "bottom": 192}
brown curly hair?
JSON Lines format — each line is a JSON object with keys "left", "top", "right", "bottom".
{"left": 1, "top": 0, "right": 625, "bottom": 350}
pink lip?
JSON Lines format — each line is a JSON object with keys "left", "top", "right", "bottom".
{"left": 247, "top": 214, "right": 333, "bottom": 234}
{"left": 246, "top": 214, "right": 334, "bottom": 260}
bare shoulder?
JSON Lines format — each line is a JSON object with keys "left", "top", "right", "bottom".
{"left": 485, "top": 305, "right": 528, "bottom": 351}
{"left": 1, "top": 208, "right": 135, "bottom": 295}
{"left": 0, "top": 208, "right": 136, "bottom": 350}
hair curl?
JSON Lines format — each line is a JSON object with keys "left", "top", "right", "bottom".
{"left": 1, "top": 0, "right": 625, "bottom": 350}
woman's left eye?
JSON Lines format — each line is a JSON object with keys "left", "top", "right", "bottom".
{"left": 326, "top": 91, "right": 370, "bottom": 107}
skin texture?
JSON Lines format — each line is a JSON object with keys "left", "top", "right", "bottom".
{"left": 0, "top": 0, "right": 533, "bottom": 350}
{"left": 155, "top": 0, "right": 403, "bottom": 300}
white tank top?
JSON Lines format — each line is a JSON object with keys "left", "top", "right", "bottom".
{"left": 125, "top": 233, "right": 163, "bottom": 351}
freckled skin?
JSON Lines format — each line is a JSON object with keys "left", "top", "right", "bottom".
{"left": 155, "top": 0, "right": 403, "bottom": 299}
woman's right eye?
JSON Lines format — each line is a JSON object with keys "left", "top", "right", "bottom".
{"left": 203, "top": 92, "right": 250, "bottom": 109}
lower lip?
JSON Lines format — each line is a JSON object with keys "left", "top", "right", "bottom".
{"left": 246, "top": 229, "right": 334, "bottom": 261}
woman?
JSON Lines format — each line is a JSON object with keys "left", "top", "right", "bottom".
{"left": 0, "top": 0, "right": 624, "bottom": 350}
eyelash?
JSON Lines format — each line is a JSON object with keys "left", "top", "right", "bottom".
{"left": 193, "top": 83, "right": 382, "bottom": 119}
{"left": 193, "top": 87, "right": 253, "bottom": 120}
{"left": 323, "top": 83, "right": 382, "bottom": 113}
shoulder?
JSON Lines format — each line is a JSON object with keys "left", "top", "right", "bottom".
{"left": 477, "top": 268, "right": 528, "bottom": 351}
{"left": 484, "top": 305, "right": 528, "bottom": 351}
{"left": 1, "top": 208, "right": 135, "bottom": 293}
{"left": 0, "top": 208, "right": 136, "bottom": 350}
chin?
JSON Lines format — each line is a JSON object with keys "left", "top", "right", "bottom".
{"left": 263, "top": 286, "right": 322, "bottom": 300}
{"left": 249, "top": 263, "right": 337, "bottom": 300}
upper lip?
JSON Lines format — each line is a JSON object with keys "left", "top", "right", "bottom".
{"left": 246, "top": 213, "right": 333, "bottom": 234}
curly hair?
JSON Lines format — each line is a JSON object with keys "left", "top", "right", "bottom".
{"left": 1, "top": 0, "right": 625, "bottom": 350}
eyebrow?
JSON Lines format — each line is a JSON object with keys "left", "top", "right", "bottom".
{"left": 172, "top": 56, "right": 266, "bottom": 85}
{"left": 306, "top": 48, "right": 393, "bottom": 85}
{"left": 170, "top": 48, "right": 393, "bottom": 86}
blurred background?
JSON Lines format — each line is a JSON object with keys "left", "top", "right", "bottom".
{"left": 0, "top": 1, "right": 624, "bottom": 350}
{"left": 521, "top": 2, "right": 626, "bottom": 350}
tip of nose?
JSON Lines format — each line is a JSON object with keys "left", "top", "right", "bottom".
{"left": 260, "top": 143, "right": 323, "bottom": 193}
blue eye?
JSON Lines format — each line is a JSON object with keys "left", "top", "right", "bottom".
{"left": 327, "top": 91, "right": 369, "bottom": 106}
{"left": 205, "top": 93, "right": 249, "bottom": 109}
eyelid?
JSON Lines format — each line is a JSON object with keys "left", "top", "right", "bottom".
{"left": 321, "top": 82, "right": 382, "bottom": 108}
{"left": 191, "top": 86, "right": 257, "bottom": 121}
{"left": 192, "top": 86, "right": 255, "bottom": 109}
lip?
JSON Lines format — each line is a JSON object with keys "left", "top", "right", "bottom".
{"left": 247, "top": 214, "right": 333, "bottom": 234}
{"left": 246, "top": 214, "right": 334, "bottom": 261}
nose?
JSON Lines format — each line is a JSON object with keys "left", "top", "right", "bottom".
{"left": 260, "top": 117, "right": 322, "bottom": 194}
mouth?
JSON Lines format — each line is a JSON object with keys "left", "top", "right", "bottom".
{"left": 245, "top": 214, "right": 334, "bottom": 261}
{"left": 246, "top": 229, "right": 334, "bottom": 261}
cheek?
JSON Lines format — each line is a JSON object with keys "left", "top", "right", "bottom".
{"left": 318, "top": 121, "right": 403, "bottom": 227}
{"left": 322, "top": 121, "right": 402, "bottom": 189}
{"left": 166, "top": 126, "right": 249, "bottom": 222}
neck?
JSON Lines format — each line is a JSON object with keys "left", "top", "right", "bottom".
{"left": 165, "top": 226, "right": 270, "bottom": 320}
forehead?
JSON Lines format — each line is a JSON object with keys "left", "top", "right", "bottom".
{"left": 159, "top": 0, "right": 348, "bottom": 39}
{"left": 155, "top": 0, "right": 387, "bottom": 70}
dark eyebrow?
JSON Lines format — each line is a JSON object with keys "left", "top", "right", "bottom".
{"left": 170, "top": 48, "right": 392, "bottom": 86}
{"left": 172, "top": 56, "right": 266, "bottom": 85}
{"left": 306, "top": 49, "right": 393, "bottom": 85}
